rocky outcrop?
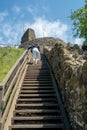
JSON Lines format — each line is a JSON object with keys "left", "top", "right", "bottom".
{"left": 44, "top": 42, "right": 87, "bottom": 130}
{"left": 20, "top": 36, "right": 65, "bottom": 53}
{"left": 21, "top": 28, "right": 36, "bottom": 44}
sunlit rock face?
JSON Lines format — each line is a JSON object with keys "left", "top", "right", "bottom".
{"left": 44, "top": 42, "right": 87, "bottom": 130}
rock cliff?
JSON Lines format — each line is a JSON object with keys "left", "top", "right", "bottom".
{"left": 44, "top": 42, "right": 87, "bottom": 130}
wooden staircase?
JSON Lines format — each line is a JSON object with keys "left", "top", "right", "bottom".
{"left": 9, "top": 54, "right": 71, "bottom": 130}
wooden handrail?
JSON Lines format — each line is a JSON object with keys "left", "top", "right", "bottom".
{"left": 0, "top": 50, "right": 28, "bottom": 129}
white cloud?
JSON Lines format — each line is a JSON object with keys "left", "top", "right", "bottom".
{"left": 24, "top": 17, "right": 68, "bottom": 42}
{"left": 0, "top": 37, "right": 4, "bottom": 43}
{"left": 0, "top": 22, "right": 23, "bottom": 44}
{"left": 12, "top": 6, "right": 21, "bottom": 13}
{"left": 27, "top": 7, "right": 33, "bottom": 13}
{"left": 26, "top": 6, "right": 38, "bottom": 17}
{"left": 74, "top": 38, "right": 84, "bottom": 45}
{"left": 0, "top": 16, "right": 83, "bottom": 45}
{"left": 2, "top": 23, "right": 12, "bottom": 37}
{"left": 0, "top": 12, "right": 8, "bottom": 22}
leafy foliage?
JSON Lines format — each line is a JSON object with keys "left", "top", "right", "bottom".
{"left": 0, "top": 48, "right": 24, "bottom": 82}
{"left": 70, "top": 0, "right": 87, "bottom": 45}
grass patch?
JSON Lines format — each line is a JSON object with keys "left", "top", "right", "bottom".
{"left": 0, "top": 47, "right": 24, "bottom": 82}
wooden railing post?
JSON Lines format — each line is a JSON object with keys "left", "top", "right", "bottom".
{"left": 0, "top": 84, "right": 3, "bottom": 130}
{"left": 0, "top": 85, "right": 3, "bottom": 120}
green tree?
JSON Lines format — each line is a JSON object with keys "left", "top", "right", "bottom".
{"left": 70, "top": 0, "right": 87, "bottom": 45}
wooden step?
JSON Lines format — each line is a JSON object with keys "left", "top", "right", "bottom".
{"left": 9, "top": 123, "right": 65, "bottom": 129}
{"left": 19, "top": 90, "right": 55, "bottom": 94}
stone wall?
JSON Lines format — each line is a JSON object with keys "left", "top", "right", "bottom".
{"left": 44, "top": 43, "right": 87, "bottom": 130}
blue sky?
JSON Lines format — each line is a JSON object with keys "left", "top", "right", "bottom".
{"left": 0, "top": 0, "right": 85, "bottom": 45}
